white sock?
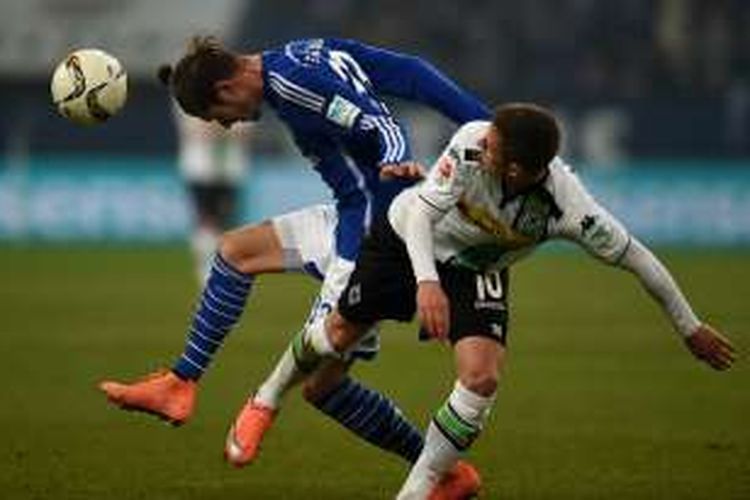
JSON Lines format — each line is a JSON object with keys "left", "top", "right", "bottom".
{"left": 253, "top": 346, "right": 302, "bottom": 409}
{"left": 396, "top": 422, "right": 459, "bottom": 500}
{"left": 449, "top": 380, "right": 495, "bottom": 426}
{"left": 396, "top": 381, "right": 496, "bottom": 500}
{"left": 254, "top": 301, "right": 343, "bottom": 410}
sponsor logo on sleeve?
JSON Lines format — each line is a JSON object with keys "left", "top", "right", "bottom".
{"left": 463, "top": 148, "right": 482, "bottom": 163}
{"left": 326, "top": 94, "right": 361, "bottom": 128}
{"left": 581, "top": 214, "right": 597, "bottom": 235}
{"left": 580, "top": 214, "right": 616, "bottom": 249}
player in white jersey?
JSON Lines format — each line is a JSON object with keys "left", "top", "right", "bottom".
{"left": 173, "top": 103, "right": 251, "bottom": 283}
{"left": 270, "top": 103, "right": 735, "bottom": 499}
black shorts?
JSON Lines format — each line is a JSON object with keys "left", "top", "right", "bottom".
{"left": 338, "top": 218, "right": 509, "bottom": 345}
{"left": 187, "top": 182, "right": 239, "bottom": 229}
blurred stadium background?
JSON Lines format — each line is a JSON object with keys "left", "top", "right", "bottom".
{"left": 0, "top": 1, "right": 748, "bottom": 499}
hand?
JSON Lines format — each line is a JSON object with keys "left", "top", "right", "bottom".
{"left": 380, "top": 161, "right": 426, "bottom": 180}
{"left": 417, "top": 281, "right": 450, "bottom": 341}
{"left": 685, "top": 324, "right": 736, "bottom": 370}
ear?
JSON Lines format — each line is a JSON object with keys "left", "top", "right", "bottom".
{"left": 507, "top": 162, "right": 522, "bottom": 177}
{"left": 214, "top": 79, "right": 235, "bottom": 102}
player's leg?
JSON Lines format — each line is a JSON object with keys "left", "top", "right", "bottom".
{"left": 270, "top": 212, "right": 416, "bottom": 420}
{"left": 232, "top": 216, "right": 484, "bottom": 496}
{"left": 243, "top": 198, "right": 380, "bottom": 402}
{"left": 226, "top": 280, "right": 422, "bottom": 465}
{"left": 98, "top": 206, "right": 326, "bottom": 424}
{"left": 226, "top": 349, "right": 424, "bottom": 466}
{"left": 171, "top": 210, "right": 311, "bottom": 383}
{"left": 245, "top": 205, "right": 348, "bottom": 410}
{"left": 228, "top": 341, "right": 484, "bottom": 499}
{"left": 251, "top": 292, "right": 365, "bottom": 411}
{"left": 296, "top": 231, "right": 486, "bottom": 497}
{"left": 302, "top": 345, "right": 423, "bottom": 464}
{"left": 294, "top": 213, "right": 420, "bottom": 367}
{"left": 399, "top": 338, "right": 503, "bottom": 499}
{"left": 226, "top": 215, "right": 427, "bottom": 466}
{"left": 223, "top": 310, "right": 359, "bottom": 467}
{"left": 288, "top": 217, "right": 426, "bottom": 462}
{"left": 397, "top": 268, "right": 509, "bottom": 499}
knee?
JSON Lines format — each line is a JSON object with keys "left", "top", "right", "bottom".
{"left": 301, "top": 369, "right": 346, "bottom": 403}
{"left": 217, "top": 224, "right": 276, "bottom": 274}
{"left": 458, "top": 369, "right": 498, "bottom": 397}
{"left": 326, "top": 313, "right": 361, "bottom": 353}
{"left": 301, "top": 379, "right": 324, "bottom": 403}
{"left": 217, "top": 230, "right": 246, "bottom": 268}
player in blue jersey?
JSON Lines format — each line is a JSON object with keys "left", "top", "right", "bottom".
{"left": 99, "top": 36, "right": 489, "bottom": 496}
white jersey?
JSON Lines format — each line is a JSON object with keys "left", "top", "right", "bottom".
{"left": 174, "top": 102, "right": 251, "bottom": 184}
{"left": 389, "top": 121, "right": 631, "bottom": 272}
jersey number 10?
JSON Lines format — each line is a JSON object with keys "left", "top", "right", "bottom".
{"left": 475, "top": 271, "right": 503, "bottom": 301}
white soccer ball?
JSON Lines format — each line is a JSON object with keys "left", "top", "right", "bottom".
{"left": 51, "top": 49, "right": 128, "bottom": 126}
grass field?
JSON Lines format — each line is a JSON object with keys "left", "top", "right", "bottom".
{"left": 0, "top": 245, "right": 748, "bottom": 499}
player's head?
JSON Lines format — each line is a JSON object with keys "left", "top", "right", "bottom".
{"left": 484, "top": 103, "right": 561, "bottom": 193}
{"left": 158, "top": 36, "right": 260, "bottom": 127}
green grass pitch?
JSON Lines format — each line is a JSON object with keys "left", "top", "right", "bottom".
{"left": 0, "top": 245, "right": 748, "bottom": 499}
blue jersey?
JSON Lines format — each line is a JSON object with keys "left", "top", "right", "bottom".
{"left": 261, "top": 38, "right": 489, "bottom": 260}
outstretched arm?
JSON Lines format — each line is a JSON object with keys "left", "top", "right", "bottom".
{"left": 327, "top": 38, "right": 490, "bottom": 123}
{"left": 553, "top": 160, "right": 736, "bottom": 371}
{"left": 616, "top": 238, "right": 736, "bottom": 370}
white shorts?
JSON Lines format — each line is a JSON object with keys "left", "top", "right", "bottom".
{"left": 272, "top": 204, "right": 337, "bottom": 279}
{"left": 271, "top": 204, "right": 379, "bottom": 360}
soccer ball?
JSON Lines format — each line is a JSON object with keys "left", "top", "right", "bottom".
{"left": 50, "top": 49, "right": 128, "bottom": 126}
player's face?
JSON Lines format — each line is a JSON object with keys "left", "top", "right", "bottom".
{"left": 205, "top": 77, "right": 261, "bottom": 128}
{"left": 481, "top": 126, "right": 503, "bottom": 174}
{"left": 204, "top": 101, "right": 257, "bottom": 129}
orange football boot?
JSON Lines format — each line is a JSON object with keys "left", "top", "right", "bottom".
{"left": 98, "top": 369, "right": 196, "bottom": 426}
{"left": 428, "top": 460, "right": 482, "bottom": 499}
{"left": 224, "top": 398, "right": 276, "bottom": 466}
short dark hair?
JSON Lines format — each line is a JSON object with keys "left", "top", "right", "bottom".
{"left": 157, "top": 36, "right": 238, "bottom": 117}
{"left": 492, "top": 103, "right": 561, "bottom": 174}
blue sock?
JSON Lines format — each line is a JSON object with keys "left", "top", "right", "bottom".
{"left": 313, "top": 377, "right": 424, "bottom": 463}
{"left": 173, "top": 254, "right": 253, "bottom": 380}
